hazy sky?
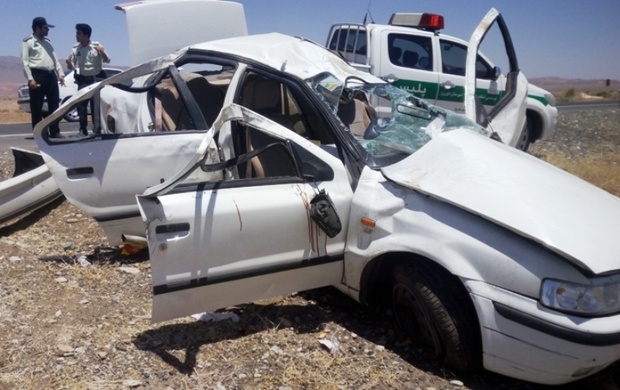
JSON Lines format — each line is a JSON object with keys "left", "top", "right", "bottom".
{"left": 3, "top": 0, "right": 619, "bottom": 80}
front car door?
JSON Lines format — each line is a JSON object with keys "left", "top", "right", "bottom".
{"left": 464, "top": 8, "right": 527, "bottom": 146}
{"left": 138, "top": 104, "right": 354, "bottom": 322}
{"left": 378, "top": 29, "right": 439, "bottom": 104}
{"left": 436, "top": 37, "right": 506, "bottom": 114}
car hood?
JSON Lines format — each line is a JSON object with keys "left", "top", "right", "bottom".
{"left": 382, "top": 129, "right": 620, "bottom": 275}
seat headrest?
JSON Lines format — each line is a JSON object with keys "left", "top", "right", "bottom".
{"left": 403, "top": 51, "right": 419, "bottom": 68}
{"left": 389, "top": 46, "right": 402, "bottom": 62}
{"left": 243, "top": 77, "right": 281, "bottom": 111}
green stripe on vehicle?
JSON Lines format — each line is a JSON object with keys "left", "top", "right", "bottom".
{"left": 392, "top": 79, "right": 505, "bottom": 106}
{"left": 528, "top": 94, "right": 549, "bottom": 106}
{"left": 392, "top": 79, "right": 439, "bottom": 101}
{"left": 437, "top": 86, "right": 504, "bottom": 105}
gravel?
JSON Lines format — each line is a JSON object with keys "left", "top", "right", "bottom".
{"left": 0, "top": 108, "right": 618, "bottom": 389}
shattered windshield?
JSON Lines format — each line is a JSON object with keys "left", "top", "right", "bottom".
{"left": 307, "top": 73, "right": 489, "bottom": 166}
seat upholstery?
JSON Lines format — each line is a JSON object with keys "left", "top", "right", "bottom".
{"left": 241, "top": 76, "right": 298, "bottom": 129}
{"left": 337, "top": 98, "right": 371, "bottom": 137}
{"left": 402, "top": 51, "right": 419, "bottom": 68}
{"left": 240, "top": 75, "right": 300, "bottom": 178}
{"left": 418, "top": 56, "right": 431, "bottom": 70}
{"left": 154, "top": 72, "right": 224, "bottom": 131}
{"left": 389, "top": 46, "right": 403, "bottom": 66}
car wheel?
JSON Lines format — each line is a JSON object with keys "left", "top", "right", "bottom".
{"left": 515, "top": 120, "right": 531, "bottom": 152}
{"left": 61, "top": 97, "right": 80, "bottom": 122}
{"left": 392, "top": 263, "right": 481, "bottom": 372}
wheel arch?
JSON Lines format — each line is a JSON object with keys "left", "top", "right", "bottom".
{"left": 525, "top": 107, "right": 543, "bottom": 142}
{"left": 358, "top": 251, "right": 475, "bottom": 310}
{"left": 358, "top": 251, "right": 483, "bottom": 371}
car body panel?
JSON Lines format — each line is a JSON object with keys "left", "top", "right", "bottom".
{"left": 464, "top": 8, "right": 527, "bottom": 149}
{"left": 115, "top": 0, "right": 248, "bottom": 66}
{"left": 469, "top": 281, "right": 620, "bottom": 384}
{"left": 381, "top": 129, "right": 620, "bottom": 274}
{"left": 138, "top": 104, "right": 353, "bottom": 322}
{"left": 197, "top": 33, "right": 379, "bottom": 84}
{"left": 526, "top": 83, "right": 558, "bottom": 140}
{"left": 0, "top": 148, "right": 62, "bottom": 225}
{"left": 376, "top": 27, "right": 440, "bottom": 103}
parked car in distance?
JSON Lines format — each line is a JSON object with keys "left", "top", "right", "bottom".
{"left": 17, "top": 67, "right": 123, "bottom": 122}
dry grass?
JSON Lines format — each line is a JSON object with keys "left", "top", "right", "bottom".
{"left": 543, "top": 152, "right": 620, "bottom": 196}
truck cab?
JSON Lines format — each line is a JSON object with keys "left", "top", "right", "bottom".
{"left": 327, "top": 12, "right": 557, "bottom": 151}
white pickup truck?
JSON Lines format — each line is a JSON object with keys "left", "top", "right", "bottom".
{"left": 327, "top": 12, "right": 558, "bottom": 151}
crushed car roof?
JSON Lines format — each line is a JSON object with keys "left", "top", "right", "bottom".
{"left": 188, "top": 33, "right": 380, "bottom": 83}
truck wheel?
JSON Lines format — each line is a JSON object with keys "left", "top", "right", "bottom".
{"left": 515, "top": 120, "right": 531, "bottom": 152}
{"left": 392, "top": 263, "right": 480, "bottom": 372}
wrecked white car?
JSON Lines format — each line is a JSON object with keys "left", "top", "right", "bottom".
{"left": 33, "top": 9, "right": 620, "bottom": 386}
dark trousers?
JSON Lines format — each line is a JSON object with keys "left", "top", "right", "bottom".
{"left": 75, "top": 74, "right": 101, "bottom": 134}
{"left": 29, "top": 69, "right": 60, "bottom": 137}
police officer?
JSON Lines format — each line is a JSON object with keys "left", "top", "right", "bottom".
{"left": 21, "top": 17, "right": 65, "bottom": 138}
{"left": 67, "top": 23, "right": 110, "bottom": 135}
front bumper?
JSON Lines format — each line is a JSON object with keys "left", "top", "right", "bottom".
{"left": 541, "top": 104, "right": 558, "bottom": 140}
{"left": 17, "top": 97, "right": 50, "bottom": 114}
{"left": 17, "top": 98, "right": 30, "bottom": 113}
{"left": 467, "top": 280, "right": 620, "bottom": 385}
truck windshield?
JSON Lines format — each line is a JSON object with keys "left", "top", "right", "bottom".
{"left": 307, "top": 73, "right": 489, "bottom": 166}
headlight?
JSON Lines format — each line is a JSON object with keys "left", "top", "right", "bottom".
{"left": 544, "top": 92, "right": 556, "bottom": 107}
{"left": 541, "top": 278, "right": 620, "bottom": 316}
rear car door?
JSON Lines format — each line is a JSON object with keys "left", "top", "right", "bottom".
{"left": 33, "top": 58, "right": 230, "bottom": 244}
{"left": 137, "top": 104, "right": 354, "bottom": 322}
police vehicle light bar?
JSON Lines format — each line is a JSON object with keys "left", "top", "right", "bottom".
{"left": 388, "top": 13, "right": 445, "bottom": 32}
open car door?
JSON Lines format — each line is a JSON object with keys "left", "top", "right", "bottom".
{"left": 464, "top": 8, "right": 527, "bottom": 147}
{"left": 33, "top": 59, "right": 223, "bottom": 245}
{"left": 137, "top": 105, "right": 354, "bottom": 322}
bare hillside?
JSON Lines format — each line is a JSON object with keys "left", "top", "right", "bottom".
{"left": 0, "top": 56, "right": 23, "bottom": 83}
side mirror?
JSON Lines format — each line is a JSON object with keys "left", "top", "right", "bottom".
{"left": 492, "top": 66, "right": 501, "bottom": 81}
{"left": 310, "top": 190, "right": 342, "bottom": 238}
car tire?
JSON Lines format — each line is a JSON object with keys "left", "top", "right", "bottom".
{"left": 515, "top": 120, "right": 531, "bottom": 152}
{"left": 62, "top": 97, "right": 80, "bottom": 122}
{"left": 392, "top": 263, "right": 481, "bottom": 373}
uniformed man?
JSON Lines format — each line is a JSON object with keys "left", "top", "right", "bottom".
{"left": 21, "top": 16, "right": 65, "bottom": 138}
{"left": 67, "top": 23, "right": 110, "bottom": 135}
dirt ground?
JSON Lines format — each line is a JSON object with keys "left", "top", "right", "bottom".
{"left": 0, "top": 99, "right": 30, "bottom": 124}
{"left": 0, "top": 98, "right": 619, "bottom": 389}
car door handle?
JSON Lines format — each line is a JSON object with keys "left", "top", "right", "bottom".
{"left": 155, "top": 223, "right": 190, "bottom": 235}
{"left": 381, "top": 74, "right": 399, "bottom": 83}
{"left": 66, "top": 167, "right": 94, "bottom": 178}
{"left": 440, "top": 81, "right": 454, "bottom": 90}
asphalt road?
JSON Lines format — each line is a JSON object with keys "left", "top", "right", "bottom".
{"left": 1, "top": 100, "right": 617, "bottom": 151}
{"left": 556, "top": 99, "right": 619, "bottom": 111}
{"left": 0, "top": 122, "right": 77, "bottom": 152}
